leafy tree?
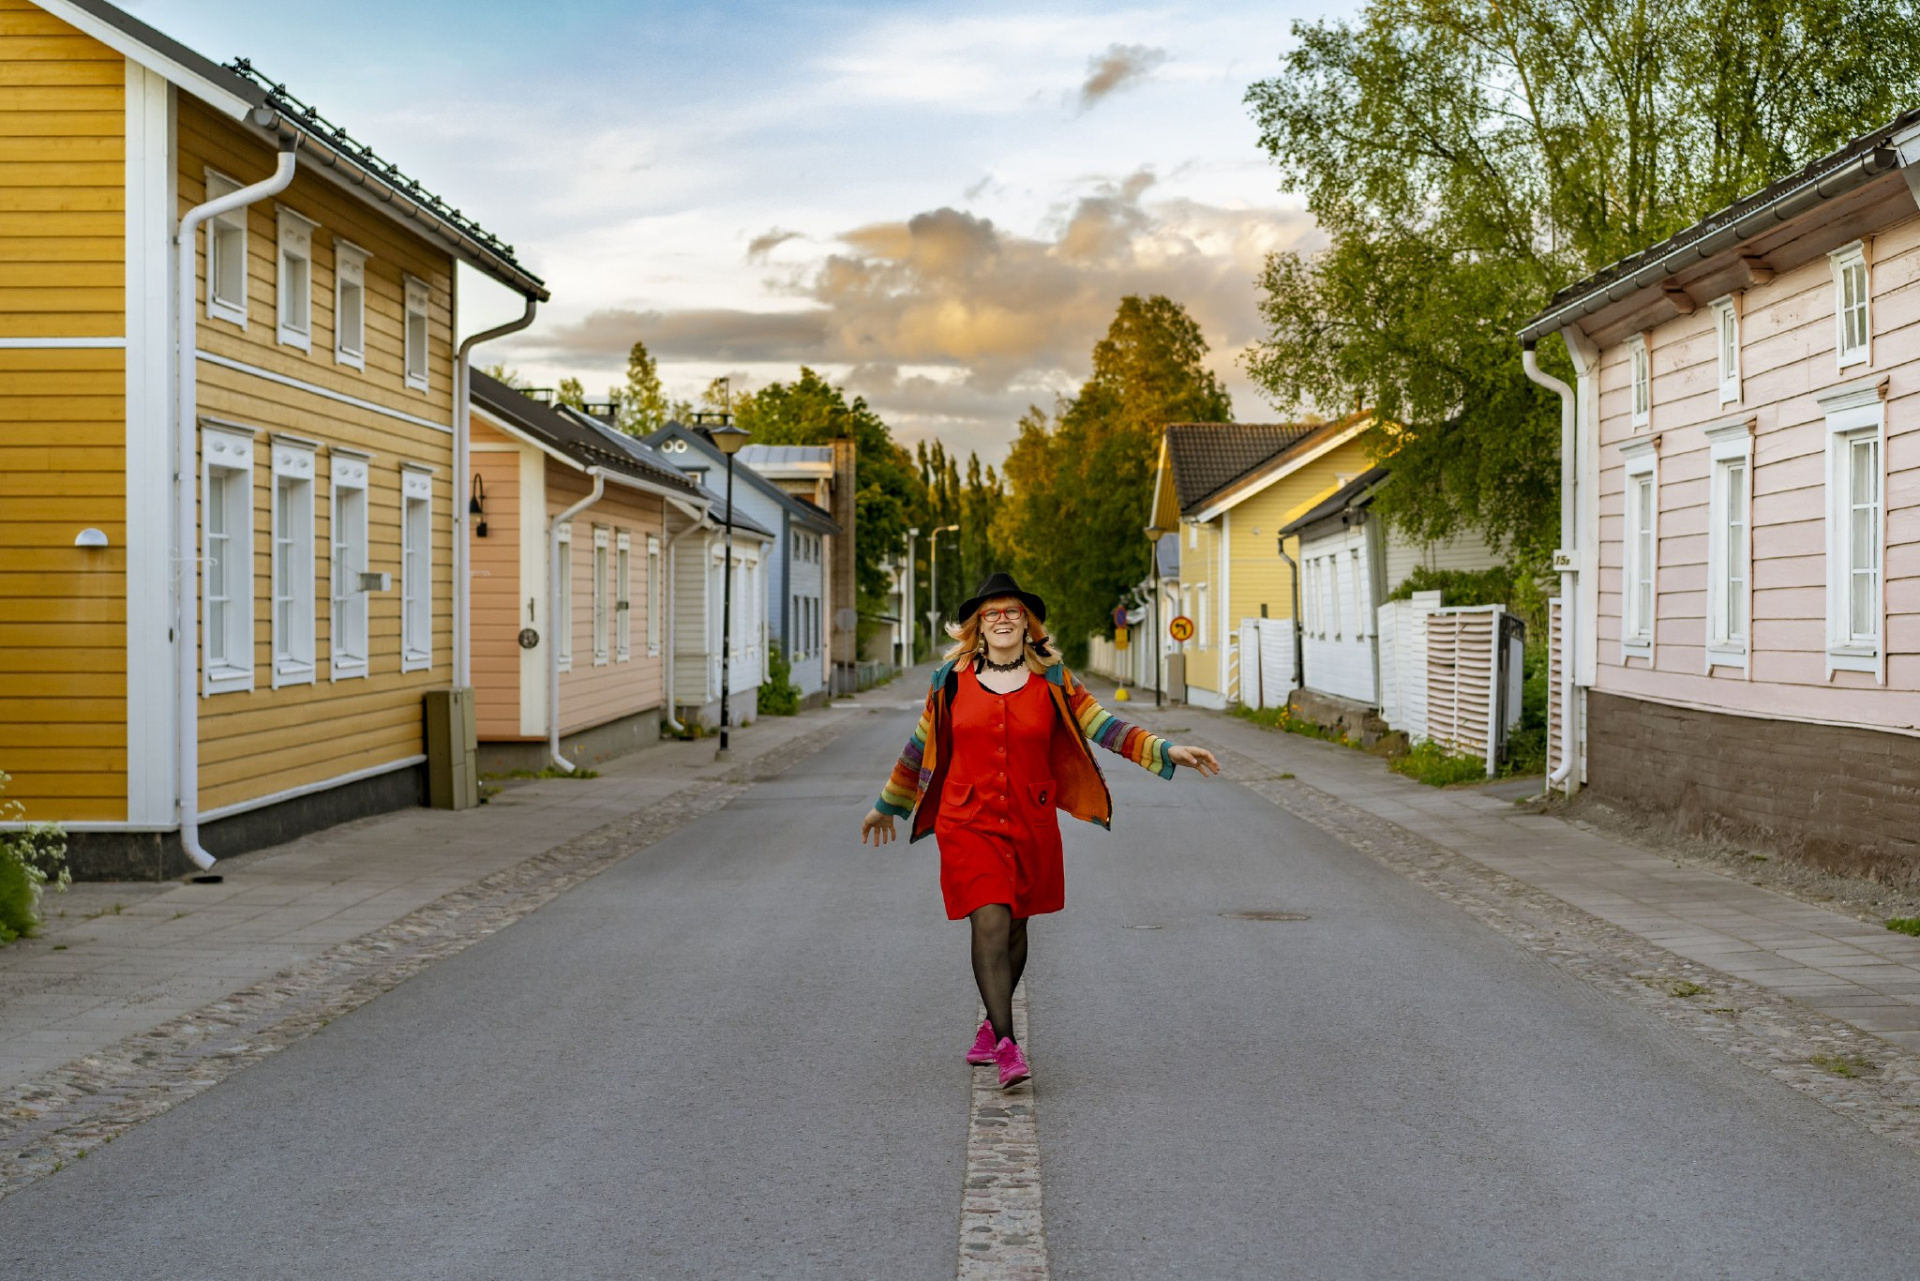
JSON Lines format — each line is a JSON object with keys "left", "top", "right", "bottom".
{"left": 1244, "top": 0, "right": 1920, "bottom": 564}
{"left": 914, "top": 440, "right": 1006, "bottom": 645}
{"left": 734, "top": 369, "right": 921, "bottom": 626}
{"left": 479, "top": 362, "right": 522, "bottom": 388}
{"left": 992, "top": 295, "right": 1231, "bottom": 663}
{"left": 556, "top": 377, "right": 586, "bottom": 410}
{"left": 617, "top": 340, "right": 671, "bottom": 436}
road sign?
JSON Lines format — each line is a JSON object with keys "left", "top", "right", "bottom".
{"left": 1115, "top": 625, "right": 1129, "bottom": 651}
{"left": 1112, "top": 605, "right": 1129, "bottom": 628}
{"left": 1169, "top": 615, "right": 1195, "bottom": 643}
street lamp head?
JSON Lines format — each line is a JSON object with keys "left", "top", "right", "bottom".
{"left": 1144, "top": 525, "right": 1165, "bottom": 540}
{"left": 709, "top": 422, "right": 751, "bottom": 456}
{"left": 938, "top": 523, "right": 960, "bottom": 534}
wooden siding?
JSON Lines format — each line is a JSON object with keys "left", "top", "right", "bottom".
{"left": 0, "top": 0, "right": 123, "bottom": 340}
{"left": 1592, "top": 202, "right": 1920, "bottom": 731}
{"left": 547, "top": 466, "right": 667, "bottom": 739}
{"left": 0, "top": 344, "right": 126, "bottom": 819}
{"left": 469, "top": 422, "right": 522, "bottom": 740}
{"left": 176, "top": 97, "right": 459, "bottom": 813}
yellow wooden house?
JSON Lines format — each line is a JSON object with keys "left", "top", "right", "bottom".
{"left": 0, "top": 0, "right": 547, "bottom": 875}
{"left": 1147, "top": 414, "right": 1375, "bottom": 707}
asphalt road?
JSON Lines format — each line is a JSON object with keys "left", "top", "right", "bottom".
{"left": 8, "top": 691, "right": 1920, "bottom": 1279}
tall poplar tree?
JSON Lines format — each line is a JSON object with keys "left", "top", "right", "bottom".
{"left": 616, "top": 340, "right": 671, "bottom": 436}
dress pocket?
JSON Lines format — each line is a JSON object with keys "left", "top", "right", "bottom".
{"left": 1026, "top": 779, "right": 1056, "bottom": 808}
{"left": 941, "top": 779, "right": 977, "bottom": 819}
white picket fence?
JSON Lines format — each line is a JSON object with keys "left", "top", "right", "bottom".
{"left": 1375, "top": 590, "right": 1444, "bottom": 741}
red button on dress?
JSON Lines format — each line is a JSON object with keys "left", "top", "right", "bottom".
{"left": 935, "top": 665, "right": 1064, "bottom": 920}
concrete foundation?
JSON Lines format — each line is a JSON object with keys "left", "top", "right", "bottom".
{"left": 1287, "top": 687, "right": 1391, "bottom": 748}
{"left": 479, "top": 707, "right": 666, "bottom": 774}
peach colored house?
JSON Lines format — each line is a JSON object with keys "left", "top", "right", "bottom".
{"left": 1522, "top": 108, "right": 1920, "bottom": 875}
{"left": 468, "top": 373, "right": 718, "bottom": 769}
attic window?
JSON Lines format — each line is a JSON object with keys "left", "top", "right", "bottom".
{"left": 1711, "top": 295, "right": 1740, "bottom": 404}
{"left": 276, "top": 207, "right": 318, "bottom": 351}
{"left": 404, "top": 275, "right": 430, "bottom": 392}
{"left": 1629, "top": 334, "right": 1650, "bottom": 429}
{"left": 204, "top": 170, "right": 247, "bottom": 327}
{"left": 1832, "top": 242, "right": 1870, "bottom": 370}
{"left": 335, "top": 239, "right": 369, "bottom": 370}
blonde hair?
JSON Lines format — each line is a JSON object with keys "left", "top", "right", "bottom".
{"left": 944, "top": 596, "right": 1059, "bottom": 675}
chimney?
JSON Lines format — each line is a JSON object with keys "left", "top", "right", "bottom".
{"left": 830, "top": 436, "right": 858, "bottom": 687}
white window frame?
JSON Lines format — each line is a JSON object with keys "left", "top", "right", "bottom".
{"left": 1711, "top": 295, "right": 1741, "bottom": 405}
{"left": 201, "top": 424, "right": 256, "bottom": 694}
{"left": 203, "top": 169, "right": 247, "bottom": 328}
{"left": 556, "top": 521, "right": 574, "bottom": 672}
{"left": 616, "top": 530, "right": 632, "bottom": 662}
{"left": 401, "top": 465, "right": 434, "bottom": 672}
{"left": 646, "top": 533, "right": 661, "bottom": 656}
{"left": 334, "top": 239, "right": 369, "bottom": 371}
{"left": 1629, "top": 333, "right": 1651, "bottom": 429}
{"left": 403, "top": 274, "right": 431, "bottom": 392}
{"left": 1820, "top": 379, "right": 1886, "bottom": 679}
{"left": 1831, "top": 241, "right": 1871, "bottom": 371}
{"left": 1620, "top": 438, "right": 1658, "bottom": 662}
{"left": 1349, "top": 547, "right": 1364, "bottom": 639}
{"left": 270, "top": 435, "right": 320, "bottom": 688}
{"left": 1703, "top": 420, "right": 1752, "bottom": 672}
{"left": 1196, "top": 582, "right": 1209, "bottom": 649}
{"left": 329, "top": 450, "right": 372, "bottom": 681}
{"left": 592, "top": 525, "right": 611, "bottom": 666}
{"left": 1327, "top": 555, "right": 1343, "bottom": 640}
{"left": 275, "top": 206, "right": 317, "bottom": 352}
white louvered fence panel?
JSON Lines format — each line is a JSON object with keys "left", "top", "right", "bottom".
{"left": 1424, "top": 606, "right": 1502, "bottom": 776}
{"left": 1545, "top": 599, "right": 1564, "bottom": 779}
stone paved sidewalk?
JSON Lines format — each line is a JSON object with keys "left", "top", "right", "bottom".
{"left": 1115, "top": 687, "right": 1920, "bottom": 1056}
{"left": 0, "top": 706, "right": 859, "bottom": 1093}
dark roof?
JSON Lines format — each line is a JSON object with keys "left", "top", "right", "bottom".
{"left": 472, "top": 371, "right": 704, "bottom": 499}
{"left": 639, "top": 424, "right": 841, "bottom": 536}
{"left": 1523, "top": 105, "right": 1920, "bottom": 339}
{"left": 1279, "top": 468, "right": 1390, "bottom": 537}
{"left": 1163, "top": 422, "right": 1320, "bottom": 512}
{"left": 62, "top": 0, "right": 544, "bottom": 298}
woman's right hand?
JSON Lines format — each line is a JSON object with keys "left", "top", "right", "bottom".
{"left": 861, "top": 808, "right": 898, "bottom": 846}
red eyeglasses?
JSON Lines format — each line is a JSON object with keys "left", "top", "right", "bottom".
{"left": 980, "top": 606, "right": 1025, "bottom": 622}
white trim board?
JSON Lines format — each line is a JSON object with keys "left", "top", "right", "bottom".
{"left": 196, "top": 350, "right": 452, "bottom": 433}
{"left": 0, "top": 336, "right": 125, "bottom": 348}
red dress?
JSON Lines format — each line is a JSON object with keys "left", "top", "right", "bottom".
{"left": 935, "top": 665, "right": 1066, "bottom": 920}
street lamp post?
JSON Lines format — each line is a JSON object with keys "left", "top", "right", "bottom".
{"left": 928, "top": 523, "right": 959, "bottom": 639}
{"left": 1144, "top": 526, "right": 1165, "bottom": 709}
{"left": 709, "top": 418, "right": 751, "bottom": 759}
{"left": 904, "top": 526, "right": 919, "bottom": 666}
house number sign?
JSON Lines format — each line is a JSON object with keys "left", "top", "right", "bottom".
{"left": 518, "top": 628, "right": 540, "bottom": 650}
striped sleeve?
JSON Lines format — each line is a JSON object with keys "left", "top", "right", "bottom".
{"left": 1063, "top": 669, "right": 1176, "bottom": 779}
{"left": 875, "top": 687, "right": 936, "bottom": 817}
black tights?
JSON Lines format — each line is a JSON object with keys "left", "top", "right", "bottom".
{"left": 969, "top": 905, "right": 1030, "bottom": 1044}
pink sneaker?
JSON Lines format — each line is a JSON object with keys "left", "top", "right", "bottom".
{"left": 966, "top": 1019, "right": 998, "bottom": 1065}
{"left": 995, "top": 1037, "right": 1031, "bottom": 1090}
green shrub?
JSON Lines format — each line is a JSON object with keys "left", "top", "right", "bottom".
{"left": 757, "top": 641, "right": 802, "bottom": 716}
{"left": 1390, "top": 739, "right": 1489, "bottom": 787}
{"left": 0, "top": 771, "right": 69, "bottom": 944}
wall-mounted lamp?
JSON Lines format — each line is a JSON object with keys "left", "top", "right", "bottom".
{"left": 470, "top": 473, "right": 487, "bottom": 538}
{"left": 74, "top": 529, "right": 108, "bottom": 548}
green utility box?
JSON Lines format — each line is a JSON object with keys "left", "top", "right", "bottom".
{"left": 424, "top": 687, "right": 478, "bottom": 810}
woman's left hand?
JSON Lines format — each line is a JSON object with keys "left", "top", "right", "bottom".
{"left": 1169, "top": 745, "right": 1221, "bottom": 777}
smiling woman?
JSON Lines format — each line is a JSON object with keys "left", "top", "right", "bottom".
{"left": 859, "top": 572, "right": 1219, "bottom": 1090}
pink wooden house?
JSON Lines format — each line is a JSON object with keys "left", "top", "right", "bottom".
{"left": 1522, "top": 110, "right": 1920, "bottom": 876}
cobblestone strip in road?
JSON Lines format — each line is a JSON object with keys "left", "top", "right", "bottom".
{"left": 1198, "top": 739, "right": 1920, "bottom": 1150}
{"left": 0, "top": 717, "right": 863, "bottom": 1202}
{"left": 957, "top": 988, "right": 1048, "bottom": 1281}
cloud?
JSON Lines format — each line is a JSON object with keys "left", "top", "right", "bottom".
{"left": 746, "top": 228, "right": 802, "bottom": 262}
{"left": 1077, "top": 44, "right": 1168, "bottom": 111}
{"left": 511, "top": 173, "right": 1319, "bottom": 459}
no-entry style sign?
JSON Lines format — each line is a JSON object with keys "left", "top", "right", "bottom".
{"left": 1168, "top": 615, "right": 1195, "bottom": 643}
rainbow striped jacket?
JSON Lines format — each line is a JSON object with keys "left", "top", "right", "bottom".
{"left": 874, "top": 659, "right": 1177, "bottom": 842}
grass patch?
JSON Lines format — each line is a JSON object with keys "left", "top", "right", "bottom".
{"left": 1666, "top": 980, "right": 1707, "bottom": 999}
{"left": 481, "top": 766, "right": 601, "bottom": 782}
{"left": 1810, "top": 1051, "right": 1876, "bottom": 1078}
{"left": 1886, "top": 918, "right": 1920, "bottom": 936}
{"left": 1389, "top": 739, "right": 1488, "bottom": 787}
{"left": 1231, "top": 702, "right": 1357, "bottom": 747}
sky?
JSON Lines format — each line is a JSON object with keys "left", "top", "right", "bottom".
{"left": 129, "top": 0, "right": 1357, "bottom": 464}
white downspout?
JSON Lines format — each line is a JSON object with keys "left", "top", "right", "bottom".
{"left": 454, "top": 295, "right": 539, "bottom": 688}
{"left": 547, "top": 471, "right": 606, "bottom": 773}
{"left": 174, "top": 136, "right": 299, "bottom": 871}
{"left": 1523, "top": 340, "right": 1579, "bottom": 792}
{"left": 658, "top": 511, "right": 708, "bottom": 734}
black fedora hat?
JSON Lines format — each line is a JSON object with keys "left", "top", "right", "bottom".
{"left": 957, "top": 572, "right": 1047, "bottom": 624}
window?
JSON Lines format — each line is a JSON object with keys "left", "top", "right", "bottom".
{"left": 404, "top": 275, "right": 431, "bottom": 392}
{"left": 1327, "top": 556, "right": 1343, "bottom": 640}
{"left": 329, "top": 451, "right": 371, "bottom": 680}
{"left": 1704, "top": 422, "right": 1752, "bottom": 670}
{"left": 1349, "top": 548, "right": 1364, "bottom": 639}
{"left": 1620, "top": 439, "right": 1658, "bottom": 661}
{"left": 270, "top": 437, "right": 319, "bottom": 687}
{"left": 1832, "top": 242, "right": 1870, "bottom": 370}
{"left": 1820, "top": 380, "right": 1885, "bottom": 675}
{"left": 334, "top": 239, "right": 369, "bottom": 370}
{"left": 592, "top": 526, "right": 610, "bottom": 666}
{"left": 276, "top": 207, "right": 316, "bottom": 351}
{"left": 401, "top": 466, "right": 433, "bottom": 671}
{"left": 201, "top": 426, "right": 255, "bottom": 693}
{"left": 646, "top": 534, "right": 661, "bottom": 656}
{"left": 616, "top": 531, "right": 632, "bottom": 661}
{"left": 1630, "top": 334, "right": 1651, "bottom": 429}
{"left": 1711, "top": 295, "right": 1741, "bottom": 404}
{"left": 556, "top": 521, "right": 573, "bottom": 672}
{"left": 204, "top": 170, "right": 247, "bottom": 327}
